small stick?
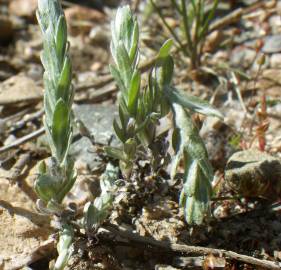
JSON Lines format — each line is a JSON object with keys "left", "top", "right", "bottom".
{"left": 208, "top": 8, "right": 243, "bottom": 34}
{"left": 0, "top": 127, "right": 45, "bottom": 154}
{"left": 208, "top": 1, "right": 276, "bottom": 35}
{"left": 102, "top": 224, "right": 281, "bottom": 270}
{"left": 9, "top": 153, "right": 31, "bottom": 180}
{"left": 230, "top": 72, "right": 248, "bottom": 114}
{"left": 0, "top": 153, "right": 30, "bottom": 180}
{"left": 10, "top": 109, "right": 44, "bottom": 132}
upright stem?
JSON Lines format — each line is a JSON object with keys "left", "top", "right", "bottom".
{"left": 180, "top": 0, "right": 194, "bottom": 58}
{"left": 193, "top": 0, "right": 203, "bottom": 69}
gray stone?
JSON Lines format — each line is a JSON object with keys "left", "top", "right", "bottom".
{"left": 70, "top": 104, "right": 118, "bottom": 170}
{"left": 225, "top": 149, "right": 281, "bottom": 199}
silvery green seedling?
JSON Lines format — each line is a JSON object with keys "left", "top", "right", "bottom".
{"left": 105, "top": 6, "right": 141, "bottom": 177}
{"left": 35, "top": 0, "right": 76, "bottom": 269}
{"left": 35, "top": 0, "right": 76, "bottom": 213}
{"left": 109, "top": 6, "right": 223, "bottom": 224}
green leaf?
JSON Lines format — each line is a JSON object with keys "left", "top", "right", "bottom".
{"left": 104, "top": 146, "right": 127, "bottom": 162}
{"left": 83, "top": 202, "right": 98, "bottom": 231}
{"left": 170, "top": 127, "right": 183, "bottom": 179}
{"left": 116, "top": 42, "right": 133, "bottom": 89}
{"left": 57, "top": 174, "right": 76, "bottom": 203}
{"left": 129, "top": 21, "right": 139, "bottom": 63}
{"left": 158, "top": 39, "right": 173, "bottom": 58}
{"left": 181, "top": 164, "right": 212, "bottom": 225}
{"left": 44, "top": 91, "right": 54, "bottom": 127}
{"left": 52, "top": 99, "right": 70, "bottom": 162}
{"left": 114, "top": 5, "right": 135, "bottom": 54}
{"left": 171, "top": 102, "right": 213, "bottom": 225}
{"left": 123, "top": 138, "right": 137, "bottom": 160}
{"left": 34, "top": 174, "right": 61, "bottom": 203}
{"left": 170, "top": 150, "right": 182, "bottom": 180}
{"left": 199, "top": 0, "right": 219, "bottom": 40}
{"left": 166, "top": 86, "right": 224, "bottom": 119}
{"left": 57, "top": 160, "right": 76, "bottom": 203}
{"left": 55, "top": 15, "right": 67, "bottom": 63}
{"left": 154, "top": 56, "right": 174, "bottom": 87}
{"left": 84, "top": 163, "right": 118, "bottom": 231}
{"left": 38, "top": 160, "right": 47, "bottom": 175}
{"left": 113, "top": 118, "right": 126, "bottom": 143}
{"left": 127, "top": 71, "right": 140, "bottom": 116}
{"left": 119, "top": 159, "right": 133, "bottom": 179}
{"left": 186, "top": 135, "right": 213, "bottom": 180}
{"left": 57, "top": 55, "right": 72, "bottom": 102}
{"left": 118, "top": 100, "right": 129, "bottom": 131}
{"left": 109, "top": 64, "right": 126, "bottom": 94}
{"left": 83, "top": 195, "right": 113, "bottom": 231}
{"left": 44, "top": 119, "right": 57, "bottom": 157}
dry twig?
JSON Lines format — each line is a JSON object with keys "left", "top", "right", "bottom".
{"left": 0, "top": 127, "right": 45, "bottom": 154}
{"left": 101, "top": 224, "right": 281, "bottom": 270}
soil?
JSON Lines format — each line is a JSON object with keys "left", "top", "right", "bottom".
{"left": 0, "top": 0, "right": 281, "bottom": 270}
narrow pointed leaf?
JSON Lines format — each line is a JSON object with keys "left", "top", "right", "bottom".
{"left": 57, "top": 55, "right": 72, "bottom": 101}
{"left": 167, "top": 86, "right": 224, "bottom": 119}
{"left": 109, "top": 64, "right": 126, "bottom": 94}
{"left": 127, "top": 71, "right": 140, "bottom": 116}
{"left": 116, "top": 42, "right": 133, "bottom": 88}
{"left": 158, "top": 39, "right": 173, "bottom": 58}
{"left": 172, "top": 102, "right": 213, "bottom": 225}
{"left": 52, "top": 99, "right": 70, "bottom": 161}
{"left": 113, "top": 118, "right": 126, "bottom": 143}
{"left": 128, "top": 21, "right": 139, "bottom": 62}
{"left": 55, "top": 15, "right": 67, "bottom": 63}
{"left": 104, "top": 146, "right": 127, "bottom": 162}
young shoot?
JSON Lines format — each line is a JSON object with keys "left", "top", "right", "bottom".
{"left": 35, "top": 0, "right": 76, "bottom": 214}
{"left": 109, "top": 6, "right": 223, "bottom": 225}
{"left": 150, "top": 0, "right": 219, "bottom": 70}
{"left": 35, "top": 0, "right": 76, "bottom": 268}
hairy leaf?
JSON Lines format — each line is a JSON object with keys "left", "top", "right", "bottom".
{"left": 172, "top": 102, "right": 213, "bottom": 225}
{"left": 55, "top": 15, "right": 67, "bottom": 64}
{"left": 52, "top": 99, "right": 70, "bottom": 162}
{"left": 34, "top": 174, "right": 62, "bottom": 203}
{"left": 84, "top": 163, "right": 118, "bottom": 231}
{"left": 166, "top": 86, "right": 223, "bottom": 119}
{"left": 127, "top": 71, "right": 140, "bottom": 116}
{"left": 57, "top": 55, "right": 72, "bottom": 101}
{"left": 158, "top": 38, "right": 173, "bottom": 58}
{"left": 115, "top": 42, "right": 133, "bottom": 89}
{"left": 109, "top": 64, "right": 126, "bottom": 94}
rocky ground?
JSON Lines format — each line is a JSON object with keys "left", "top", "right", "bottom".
{"left": 0, "top": 0, "right": 281, "bottom": 269}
